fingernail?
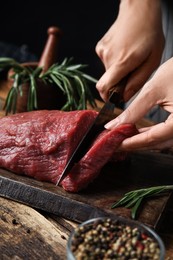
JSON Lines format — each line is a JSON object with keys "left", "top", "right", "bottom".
{"left": 104, "top": 118, "right": 120, "bottom": 129}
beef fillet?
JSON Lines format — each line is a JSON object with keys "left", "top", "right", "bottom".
{"left": 0, "top": 110, "right": 137, "bottom": 192}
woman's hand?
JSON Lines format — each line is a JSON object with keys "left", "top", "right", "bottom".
{"left": 95, "top": 0, "right": 165, "bottom": 102}
{"left": 105, "top": 57, "right": 173, "bottom": 151}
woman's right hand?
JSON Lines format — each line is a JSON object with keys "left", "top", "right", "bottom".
{"left": 95, "top": 0, "right": 165, "bottom": 102}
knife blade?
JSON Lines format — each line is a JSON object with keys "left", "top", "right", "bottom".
{"left": 56, "top": 77, "right": 127, "bottom": 186}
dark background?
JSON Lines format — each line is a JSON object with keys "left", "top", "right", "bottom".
{"left": 0, "top": 1, "right": 119, "bottom": 99}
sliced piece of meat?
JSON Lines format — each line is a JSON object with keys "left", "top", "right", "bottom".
{"left": 62, "top": 124, "right": 138, "bottom": 192}
{"left": 0, "top": 110, "right": 137, "bottom": 192}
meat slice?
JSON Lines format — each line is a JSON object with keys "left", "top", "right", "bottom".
{"left": 62, "top": 124, "right": 137, "bottom": 192}
{"left": 0, "top": 110, "right": 137, "bottom": 192}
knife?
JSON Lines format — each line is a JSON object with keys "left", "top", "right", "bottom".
{"left": 56, "top": 77, "right": 128, "bottom": 186}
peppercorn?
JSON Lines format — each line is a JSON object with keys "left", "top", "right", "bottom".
{"left": 70, "top": 218, "right": 163, "bottom": 260}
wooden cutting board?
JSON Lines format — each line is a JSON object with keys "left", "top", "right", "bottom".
{"left": 0, "top": 85, "right": 172, "bottom": 230}
{"left": 1, "top": 151, "right": 173, "bottom": 230}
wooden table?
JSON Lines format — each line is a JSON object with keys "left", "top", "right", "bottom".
{"left": 0, "top": 80, "right": 173, "bottom": 259}
{"left": 0, "top": 196, "right": 173, "bottom": 259}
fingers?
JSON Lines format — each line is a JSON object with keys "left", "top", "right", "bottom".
{"left": 96, "top": 62, "right": 130, "bottom": 102}
{"left": 105, "top": 82, "right": 157, "bottom": 129}
{"left": 123, "top": 54, "right": 162, "bottom": 101}
{"left": 96, "top": 52, "right": 160, "bottom": 102}
{"left": 118, "top": 120, "right": 173, "bottom": 151}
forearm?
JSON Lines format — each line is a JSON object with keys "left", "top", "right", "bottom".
{"left": 119, "top": 0, "right": 162, "bottom": 28}
{"left": 96, "top": 0, "right": 164, "bottom": 102}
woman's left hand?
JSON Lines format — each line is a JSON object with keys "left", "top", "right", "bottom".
{"left": 105, "top": 57, "right": 173, "bottom": 151}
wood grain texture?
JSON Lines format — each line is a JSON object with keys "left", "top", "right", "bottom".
{"left": 1, "top": 151, "right": 173, "bottom": 230}
{"left": 1, "top": 197, "right": 173, "bottom": 259}
{"left": 0, "top": 197, "right": 74, "bottom": 260}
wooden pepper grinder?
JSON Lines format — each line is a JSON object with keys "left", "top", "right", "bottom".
{"left": 38, "top": 26, "right": 62, "bottom": 73}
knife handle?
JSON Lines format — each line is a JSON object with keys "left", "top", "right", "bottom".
{"left": 109, "top": 77, "right": 128, "bottom": 105}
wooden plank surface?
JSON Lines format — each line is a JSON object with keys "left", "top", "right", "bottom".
{"left": 0, "top": 197, "right": 73, "bottom": 260}
{"left": 1, "top": 151, "right": 173, "bottom": 229}
{"left": 1, "top": 196, "right": 173, "bottom": 260}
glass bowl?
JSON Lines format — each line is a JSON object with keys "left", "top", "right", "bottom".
{"left": 67, "top": 216, "right": 165, "bottom": 260}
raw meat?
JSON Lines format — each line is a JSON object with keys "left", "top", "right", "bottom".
{"left": 0, "top": 110, "right": 137, "bottom": 192}
{"left": 0, "top": 110, "right": 97, "bottom": 181}
{"left": 62, "top": 124, "right": 138, "bottom": 192}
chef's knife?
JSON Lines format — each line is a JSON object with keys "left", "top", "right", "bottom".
{"left": 56, "top": 77, "right": 127, "bottom": 186}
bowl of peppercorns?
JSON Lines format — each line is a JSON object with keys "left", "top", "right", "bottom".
{"left": 67, "top": 217, "right": 165, "bottom": 260}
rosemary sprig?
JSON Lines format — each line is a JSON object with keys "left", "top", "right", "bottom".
{"left": 0, "top": 57, "right": 97, "bottom": 114}
{"left": 111, "top": 185, "right": 173, "bottom": 220}
{"left": 41, "top": 57, "right": 97, "bottom": 111}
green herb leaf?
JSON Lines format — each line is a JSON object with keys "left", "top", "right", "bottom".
{"left": 131, "top": 197, "right": 143, "bottom": 220}
{"left": 111, "top": 185, "right": 173, "bottom": 219}
{"left": 0, "top": 57, "right": 97, "bottom": 114}
{"left": 41, "top": 58, "right": 97, "bottom": 111}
